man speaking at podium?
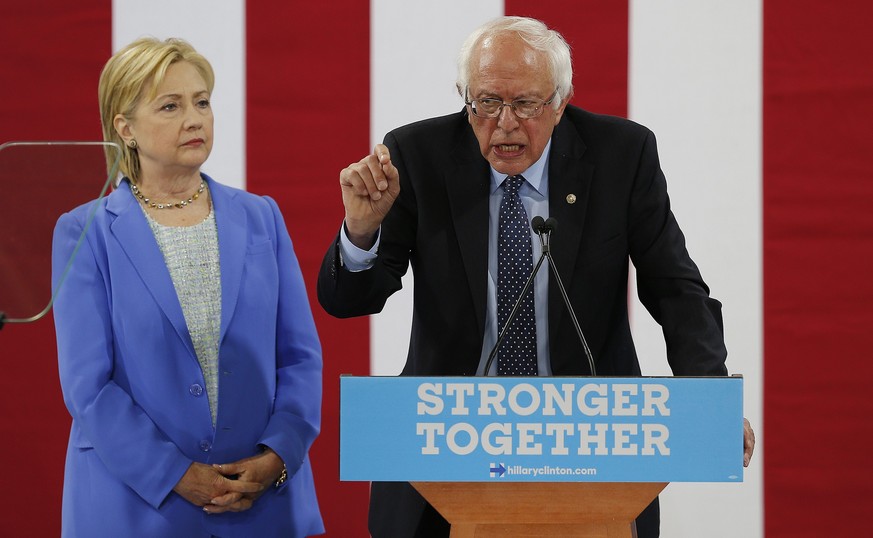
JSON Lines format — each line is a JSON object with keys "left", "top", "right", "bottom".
{"left": 318, "top": 16, "right": 754, "bottom": 538}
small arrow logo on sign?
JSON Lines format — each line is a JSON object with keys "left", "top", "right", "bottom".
{"left": 489, "top": 463, "right": 506, "bottom": 478}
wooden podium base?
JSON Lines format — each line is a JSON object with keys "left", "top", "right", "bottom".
{"left": 411, "top": 481, "right": 667, "bottom": 538}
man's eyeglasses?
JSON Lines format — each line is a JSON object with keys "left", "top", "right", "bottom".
{"left": 465, "top": 88, "right": 559, "bottom": 119}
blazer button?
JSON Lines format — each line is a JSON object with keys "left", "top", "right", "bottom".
{"left": 189, "top": 383, "right": 204, "bottom": 396}
{"left": 199, "top": 440, "right": 211, "bottom": 452}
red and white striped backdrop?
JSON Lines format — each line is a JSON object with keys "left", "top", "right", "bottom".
{"left": 2, "top": 1, "right": 871, "bottom": 536}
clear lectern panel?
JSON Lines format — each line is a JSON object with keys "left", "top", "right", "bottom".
{"left": 0, "top": 141, "right": 120, "bottom": 325}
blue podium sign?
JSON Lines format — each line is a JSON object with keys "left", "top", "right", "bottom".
{"left": 340, "top": 376, "right": 743, "bottom": 483}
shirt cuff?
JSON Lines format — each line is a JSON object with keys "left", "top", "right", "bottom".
{"left": 338, "top": 222, "right": 380, "bottom": 272}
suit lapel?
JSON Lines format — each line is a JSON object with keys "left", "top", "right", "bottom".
{"left": 108, "top": 181, "right": 196, "bottom": 360}
{"left": 207, "top": 178, "right": 246, "bottom": 343}
{"left": 446, "top": 128, "right": 491, "bottom": 337}
{"left": 547, "top": 117, "right": 594, "bottom": 355}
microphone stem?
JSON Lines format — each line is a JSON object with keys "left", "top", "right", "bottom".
{"left": 541, "top": 228, "right": 596, "bottom": 375}
{"left": 482, "top": 218, "right": 597, "bottom": 377}
{"left": 483, "top": 252, "right": 548, "bottom": 376}
{"left": 544, "top": 251, "right": 597, "bottom": 376}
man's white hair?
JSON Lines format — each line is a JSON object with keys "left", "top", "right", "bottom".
{"left": 456, "top": 16, "right": 573, "bottom": 109}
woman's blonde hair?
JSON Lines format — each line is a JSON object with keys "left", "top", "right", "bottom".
{"left": 98, "top": 37, "right": 214, "bottom": 182}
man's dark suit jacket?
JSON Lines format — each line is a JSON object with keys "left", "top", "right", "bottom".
{"left": 318, "top": 105, "right": 729, "bottom": 538}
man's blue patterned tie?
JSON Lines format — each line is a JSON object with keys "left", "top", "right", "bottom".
{"left": 497, "top": 175, "right": 537, "bottom": 376}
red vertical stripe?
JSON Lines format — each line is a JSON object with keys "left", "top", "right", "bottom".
{"left": 764, "top": 1, "right": 873, "bottom": 535}
{"left": 245, "top": 3, "right": 371, "bottom": 535}
{"left": 504, "top": 0, "right": 629, "bottom": 117}
{"left": 0, "top": 1, "right": 110, "bottom": 536}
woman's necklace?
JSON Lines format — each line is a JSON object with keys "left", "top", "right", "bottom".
{"left": 130, "top": 180, "right": 206, "bottom": 209}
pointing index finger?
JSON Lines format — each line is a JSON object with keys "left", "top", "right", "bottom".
{"left": 374, "top": 143, "right": 391, "bottom": 165}
{"left": 371, "top": 144, "right": 392, "bottom": 191}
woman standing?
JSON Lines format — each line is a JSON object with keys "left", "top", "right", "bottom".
{"left": 51, "top": 38, "right": 323, "bottom": 537}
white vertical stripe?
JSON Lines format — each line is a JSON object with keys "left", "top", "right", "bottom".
{"left": 112, "top": 1, "right": 246, "bottom": 190}
{"left": 370, "top": 2, "right": 503, "bottom": 375}
{"left": 629, "top": 1, "right": 763, "bottom": 536}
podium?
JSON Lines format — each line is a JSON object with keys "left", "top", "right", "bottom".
{"left": 340, "top": 376, "right": 742, "bottom": 537}
{"left": 411, "top": 481, "right": 665, "bottom": 537}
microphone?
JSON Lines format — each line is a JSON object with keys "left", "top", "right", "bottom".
{"left": 544, "top": 217, "right": 558, "bottom": 234}
{"left": 531, "top": 216, "right": 558, "bottom": 235}
{"left": 483, "top": 216, "right": 597, "bottom": 376}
